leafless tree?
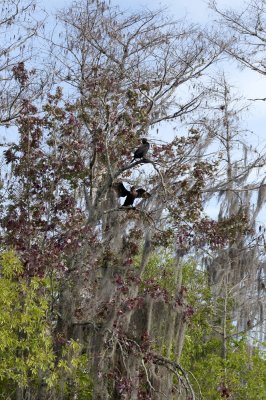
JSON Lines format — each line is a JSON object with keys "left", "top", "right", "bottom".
{"left": 193, "top": 75, "right": 266, "bottom": 349}
{"left": 0, "top": 0, "right": 48, "bottom": 127}
{"left": 210, "top": 0, "right": 266, "bottom": 79}
{"left": 208, "top": 0, "right": 266, "bottom": 348}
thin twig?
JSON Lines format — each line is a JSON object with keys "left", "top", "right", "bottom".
{"left": 153, "top": 355, "right": 196, "bottom": 400}
{"left": 141, "top": 359, "right": 156, "bottom": 393}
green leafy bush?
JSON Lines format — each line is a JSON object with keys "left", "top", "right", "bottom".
{"left": 181, "top": 262, "right": 266, "bottom": 399}
{"left": 0, "top": 250, "right": 93, "bottom": 399}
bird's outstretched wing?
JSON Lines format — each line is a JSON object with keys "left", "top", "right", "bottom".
{"left": 112, "top": 182, "right": 129, "bottom": 197}
{"left": 123, "top": 195, "right": 134, "bottom": 207}
{"left": 136, "top": 188, "right": 151, "bottom": 199}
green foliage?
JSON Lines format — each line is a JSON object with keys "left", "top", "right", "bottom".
{"left": 46, "top": 340, "right": 93, "bottom": 400}
{"left": 140, "top": 249, "right": 177, "bottom": 294}
{"left": 180, "top": 262, "right": 266, "bottom": 399}
{"left": 137, "top": 255, "right": 266, "bottom": 398}
{"left": 0, "top": 250, "right": 93, "bottom": 400}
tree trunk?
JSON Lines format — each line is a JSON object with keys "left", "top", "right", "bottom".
{"left": 57, "top": 234, "right": 188, "bottom": 399}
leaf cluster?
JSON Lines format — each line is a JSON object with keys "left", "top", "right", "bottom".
{"left": 0, "top": 250, "right": 93, "bottom": 400}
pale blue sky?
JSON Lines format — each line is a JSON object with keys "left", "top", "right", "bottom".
{"left": 44, "top": 0, "right": 244, "bottom": 20}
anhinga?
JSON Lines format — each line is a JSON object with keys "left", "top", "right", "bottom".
{"left": 131, "top": 138, "right": 150, "bottom": 163}
{"left": 113, "top": 182, "right": 151, "bottom": 207}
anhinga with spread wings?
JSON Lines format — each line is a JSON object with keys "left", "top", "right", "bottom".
{"left": 131, "top": 138, "right": 150, "bottom": 163}
{"left": 113, "top": 182, "right": 151, "bottom": 207}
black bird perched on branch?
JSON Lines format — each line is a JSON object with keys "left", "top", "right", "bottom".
{"left": 131, "top": 138, "right": 150, "bottom": 163}
{"left": 113, "top": 182, "right": 151, "bottom": 207}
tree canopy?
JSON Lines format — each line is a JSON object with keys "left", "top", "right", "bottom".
{"left": 0, "top": 0, "right": 266, "bottom": 399}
